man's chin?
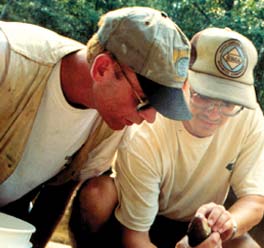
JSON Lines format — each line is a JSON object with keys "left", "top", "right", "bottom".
{"left": 106, "top": 121, "right": 126, "bottom": 131}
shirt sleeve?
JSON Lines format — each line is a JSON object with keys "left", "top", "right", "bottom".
{"left": 231, "top": 106, "right": 264, "bottom": 198}
{"left": 114, "top": 126, "right": 162, "bottom": 232}
{"left": 79, "top": 126, "right": 126, "bottom": 181}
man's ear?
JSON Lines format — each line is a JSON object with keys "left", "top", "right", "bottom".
{"left": 90, "top": 53, "right": 115, "bottom": 81}
{"left": 182, "top": 78, "right": 190, "bottom": 101}
{"left": 182, "top": 78, "right": 189, "bottom": 91}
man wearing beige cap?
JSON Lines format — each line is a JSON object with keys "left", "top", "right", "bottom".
{"left": 0, "top": 7, "right": 191, "bottom": 248}
{"left": 77, "top": 27, "right": 264, "bottom": 248}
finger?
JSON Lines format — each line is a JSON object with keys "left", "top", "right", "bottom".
{"left": 196, "top": 202, "right": 217, "bottom": 217}
{"left": 215, "top": 212, "right": 232, "bottom": 233}
{"left": 220, "top": 217, "right": 237, "bottom": 242}
{"left": 207, "top": 205, "right": 226, "bottom": 227}
{"left": 196, "top": 232, "right": 221, "bottom": 247}
{"left": 211, "top": 211, "right": 231, "bottom": 232}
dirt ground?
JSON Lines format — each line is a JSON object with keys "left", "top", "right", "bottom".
{"left": 46, "top": 242, "right": 71, "bottom": 248}
{"left": 49, "top": 202, "right": 73, "bottom": 246}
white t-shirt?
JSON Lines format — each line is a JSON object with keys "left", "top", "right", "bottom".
{"left": 0, "top": 39, "right": 124, "bottom": 206}
{"left": 114, "top": 107, "right": 264, "bottom": 232}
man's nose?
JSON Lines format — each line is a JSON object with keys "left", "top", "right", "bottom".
{"left": 206, "top": 104, "right": 222, "bottom": 119}
{"left": 138, "top": 108, "right": 157, "bottom": 123}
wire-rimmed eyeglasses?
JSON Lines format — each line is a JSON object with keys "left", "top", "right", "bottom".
{"left": 190, "top": 90, "right": 244, "bottom": 117}
{"left": 119, "top": 65, "right": 151, "bottom": 112}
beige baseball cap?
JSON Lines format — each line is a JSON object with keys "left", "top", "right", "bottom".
{"left": 189, "top": 27, "right": 258, "bottom": 109}
{"left": 97, "top": 7, "right": 191, "bottom": 120}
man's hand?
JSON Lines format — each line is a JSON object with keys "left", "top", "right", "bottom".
{"left": 176, "top": 233, "right": 222, "bottom": 248}
{"left": 195, "top": 202, "right": 236, "bottom": 241}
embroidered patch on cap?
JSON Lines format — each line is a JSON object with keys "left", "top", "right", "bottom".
{"left": 176, "top": 57, "right": 189, "bottom": 78}
{"left": 215, "top": 39, "right": 248, "bottom": 78}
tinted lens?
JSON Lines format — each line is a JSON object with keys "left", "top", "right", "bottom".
{"left": 190, "top": 91, "right": 243, "bottom": 117}
{"left": 136, "top": 74, "right": 162, "bottom": 98}
{"left": 221, "top": 105, "right": 244, "bottom": 116}
{"left": 137, "top": 99, "right": 151, "bottom": 112}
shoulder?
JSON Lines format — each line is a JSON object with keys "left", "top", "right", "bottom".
{"left": 122, "top": 114, "right": 167, "bottom": 141}
{"left": 228, "top": 105, "right": 264, "bottom": 132}
{"left": 0, "top": 21, "right": 84, "bottom": 64}
{"left": 218, "top": 104, "right": 264, "bottom": 145}
{"left": 120, "top": 114, "right": 181, "bottom": 156}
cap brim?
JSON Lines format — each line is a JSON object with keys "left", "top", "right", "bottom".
{"left": 148, "top": 85, "right": 192, "bottom": 120}
{"left": 188, "top": 70, "right": 257, "bottom": 109}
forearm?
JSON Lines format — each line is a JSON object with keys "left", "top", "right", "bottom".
{"left": 227, "top": 195, "right": 264, "bottom": 238}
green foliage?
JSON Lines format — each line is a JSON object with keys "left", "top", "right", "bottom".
{"left": 0, "top": 0, "right": 103, "bottom": 43}
{"left": 0, "top": 0, "right": 263, "bottom": 109}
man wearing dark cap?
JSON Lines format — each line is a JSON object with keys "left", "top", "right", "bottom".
{"left": 0, "top": 7, "right": 191, "bottom": 247}
{"left": 78, "top": 27, "right": 264, "bottom": 248}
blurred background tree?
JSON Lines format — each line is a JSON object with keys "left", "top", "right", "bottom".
{"left": 0, "top": 0, "right": 263, "bottom": 109}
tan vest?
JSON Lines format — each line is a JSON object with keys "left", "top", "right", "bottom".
{"left": 0, "top": 21, "right": 115, "bottom": 185}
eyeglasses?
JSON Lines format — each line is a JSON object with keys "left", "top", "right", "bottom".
{"left": 190, "top": 90, "right": 244, "bottom": 117}
{"left": 119, "top": 66, "right": 151, "bottom": 112}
